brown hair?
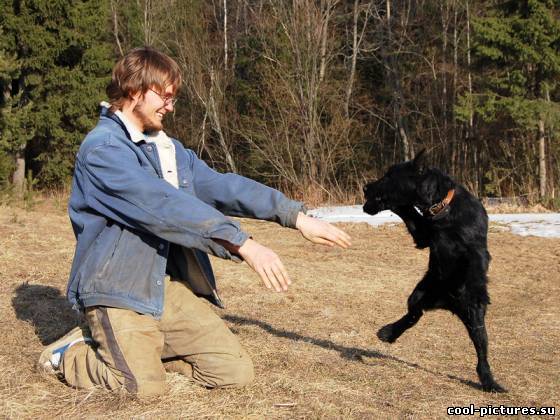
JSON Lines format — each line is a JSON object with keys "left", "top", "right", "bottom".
{"left": 106, "top": 47, "right": 182, "bottom": 111}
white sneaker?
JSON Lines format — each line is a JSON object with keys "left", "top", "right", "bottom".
{"left": 37, "top": 326, "right": 93, "bottom": 374}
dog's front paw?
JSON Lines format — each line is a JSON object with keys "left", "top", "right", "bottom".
{"left": 482, "top": 380, "right": 507, "bottom": 393}
{"left": 377, "top": 324, "right": 398, "bottom": 343}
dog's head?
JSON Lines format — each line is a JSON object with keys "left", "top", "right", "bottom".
{"left": 363, "top": 149, "right": 431, "bottom": 215}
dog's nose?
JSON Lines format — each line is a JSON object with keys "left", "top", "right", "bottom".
{"left": 363, "top": 184, "right": 368, "bottom": 194}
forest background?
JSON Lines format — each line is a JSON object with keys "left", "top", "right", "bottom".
{"left": 1, "top": 0, "right": 559, "bottom": 207}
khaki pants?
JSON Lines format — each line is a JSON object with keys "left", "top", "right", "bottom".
{"left": 60, "top": 278, "right": 254, "bottom": 396}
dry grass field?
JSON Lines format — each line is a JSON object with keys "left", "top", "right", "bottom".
{"left": 0, "top": 199, "right": 558, "bottom": 419}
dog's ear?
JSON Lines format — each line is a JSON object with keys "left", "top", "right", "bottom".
{"left": 412, "top": 149, "right": 428, "bottom": 175}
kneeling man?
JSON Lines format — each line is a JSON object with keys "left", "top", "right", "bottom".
{"left": 38, "top": 47, "right": 351, "bottom": 396}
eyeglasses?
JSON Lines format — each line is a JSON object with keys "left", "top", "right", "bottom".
{"left": 148, "top": 88, "right": 178, "bottom": 106}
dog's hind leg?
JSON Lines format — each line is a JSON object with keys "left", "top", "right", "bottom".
{"left": 377, "top": 280, "right": 434, "bottom": 343}
{"left": 456, "top": 304, "right": 506, "bottom": 393}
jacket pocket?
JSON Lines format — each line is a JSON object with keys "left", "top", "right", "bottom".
{"left": 94, "top": 228, "right": 160, "bottom": 302}
{"left": 76, "top": 224, "right": 122, "bottom": 295}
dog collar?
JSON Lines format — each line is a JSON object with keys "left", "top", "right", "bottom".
{"left": 421, "top": 189, "right": 455, "bottom": 220}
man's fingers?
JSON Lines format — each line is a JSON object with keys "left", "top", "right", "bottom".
{"left": 264, "top": 266, "right": 283, "bottom": 292}
{"left": 330, "top": 226, "right": 352, "bottom": 247}
{"left": 239, "top": 238, "right": 292, "bottom": 292}
{"left": 340, "top": 231, "right": 352, "bottom": 245}
{"left": 323, "top": 233, "right": 349, "bottom": 249}
{"left": 257, "top": 267, "right": 273, "bottom": 289}
{"left": 305, "top": 219, "right": 352, "bottom": 248}
{"left": 269, "top": 263, "right": 290, "bottom": 291}
{"left": 333, "top": 233, "right": 351, "bottom": 248}
{"left": 308, "top": 227, "right": 350, "bottom": 248}
{"left": 312, "top": 237, "right": 335, "bottom": 247}
{"left": 272, "top": 261, "right": 291, "bottom": 289}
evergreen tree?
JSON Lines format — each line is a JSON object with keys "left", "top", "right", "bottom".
{"left": 458, "top": 0, "right": 560, "bottom": 197}
{"left": 0, "top": 0, "right": 114, "bottom": 188}
{"left": 0, "top": 12, "right": 24, "bottom": 187}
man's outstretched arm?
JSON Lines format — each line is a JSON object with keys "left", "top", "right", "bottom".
{"left": 215, "top": 214, "right": 351, "bottom": 293}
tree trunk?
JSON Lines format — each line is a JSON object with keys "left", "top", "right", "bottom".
{"left": 451, "top": 0, "right": 458, "bottom": 174}
{"left": 232, "top": 0, "right": 240, "bottom": 71}
{"left": 538, "top": 119, "right": 546, "bottom": 199}
{"left": 318, "top": 0, "right": 333, "bottom": 83}
{"left": 139, "top": 0, "right": 153, "bottom": 45}
{"left": 345, "top": 0, "right": 359, "bottom": 118}
{"left": 209, "top": 69, "right": 237, "bottom": 173}
{"left": 440, "top": 1, "right": 449, "bottom": 140}
{"left": 385, "top": 0, "right": 411, "bottom": 160}
{"left": 223, "top": 0, "right": 228, "bottom": 70}
{"left": 12, "top": 147, "right": 26, "bottom": 195}
{"left": 473, "top": 141, "right": 480, "bottom": 196}
{"left": 545, "top": 85, "right": 554, "bottom": 198}
{"left": 2, "top": 75, "right": 26, "bottom": 195}
{"left": 110, "top": 0, "right": 124, "bottom": 56}
{"left": 465, "top": 0, "right": 474, "bottom": 187}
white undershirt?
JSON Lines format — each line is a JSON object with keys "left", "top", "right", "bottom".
{"left": 145, "top": 131, "right": 179, "bottom": 189}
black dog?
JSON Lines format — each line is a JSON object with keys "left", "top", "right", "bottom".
{"left": 363, "top": 150, "right": 505, "bottom": 392}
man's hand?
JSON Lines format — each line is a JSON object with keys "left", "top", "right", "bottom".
{"left": 238, "top": 238, "right": 291, "bottom": 292}
{"left": 295, "top": 212, "right": 352, "bottom": 248}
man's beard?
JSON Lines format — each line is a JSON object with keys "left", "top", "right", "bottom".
{"left": 133, "top": 103, "right": 162, "bottom": 133}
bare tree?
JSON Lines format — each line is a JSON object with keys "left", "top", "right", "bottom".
{"left": 208, "top": 68, "right": 237, "bottom": 173}
{"left": 376, "top": 0, "right": 412, "bottom": 160}
{"left": 345, "top": 0, "right": 373, "bottom": 118}
{"left": 465, "top": 0, "right": 476, "bottom": 191}
{"left": 110, "top": 0, "right": 124, "bottom": 56}
{"left": 451, "top": 0, "right": 458, "bottom": 174}
{"left": 319, "top": 0, "right": 338, "bottom": 83}
{"left": 101, "top": 0, "right": 560, "bottom": 204}
{"left": 544, "top": 85, "right": 555, "bottom": 198}
{"left": 223, "top": 0, "right": 228, "bottom": 70}
{"left": 538, "top": 118, "right": 546, "bottom": 198}
{"left": 167, "top": 2, "right": 239, "bottom": 173}
{"left": 227, "top": 0, "right": 354, "bottom": 201}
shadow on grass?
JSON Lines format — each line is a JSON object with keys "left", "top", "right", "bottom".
{"left": 224, "top": 314, "right": 485, "bottom": 392}
{"left": 12, "top": 283, "right": 80, "bottom": 345}
{"left": 10, "top": 286, "right": 485, "bottom": 392}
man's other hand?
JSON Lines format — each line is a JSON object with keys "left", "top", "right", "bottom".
{"left": 238, "top": 239, "right": 291, "bottom": 292}
{"left": 295, "top": 212, "right": 352, "bottom": 249}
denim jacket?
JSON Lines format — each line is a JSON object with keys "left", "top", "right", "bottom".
{"left": 67, "top": 107, "right": 304, "bottom": 318}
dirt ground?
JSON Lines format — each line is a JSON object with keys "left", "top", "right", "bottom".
{"left": 0, "top": 200, "right": 558, "bottom": 419}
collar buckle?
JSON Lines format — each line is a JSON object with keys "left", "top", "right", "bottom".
{"left": 424, "top": 189, "right": 455, "bottom": 219}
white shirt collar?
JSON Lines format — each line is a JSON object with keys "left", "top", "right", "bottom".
{"left": 100, "top": 101, "right": 168, "bottom": 144}
{"left": 145, "top": 129, "right": 170, "bottom": 144}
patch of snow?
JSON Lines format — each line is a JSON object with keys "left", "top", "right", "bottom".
{"left": 308, "top": 206, "right": 560, "bottom": 239}
{"left": 307, "top": 206, "right": 400, "bottom": 226}
{"left": 489, "top": 214, "right": 560, "bottom": 238}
